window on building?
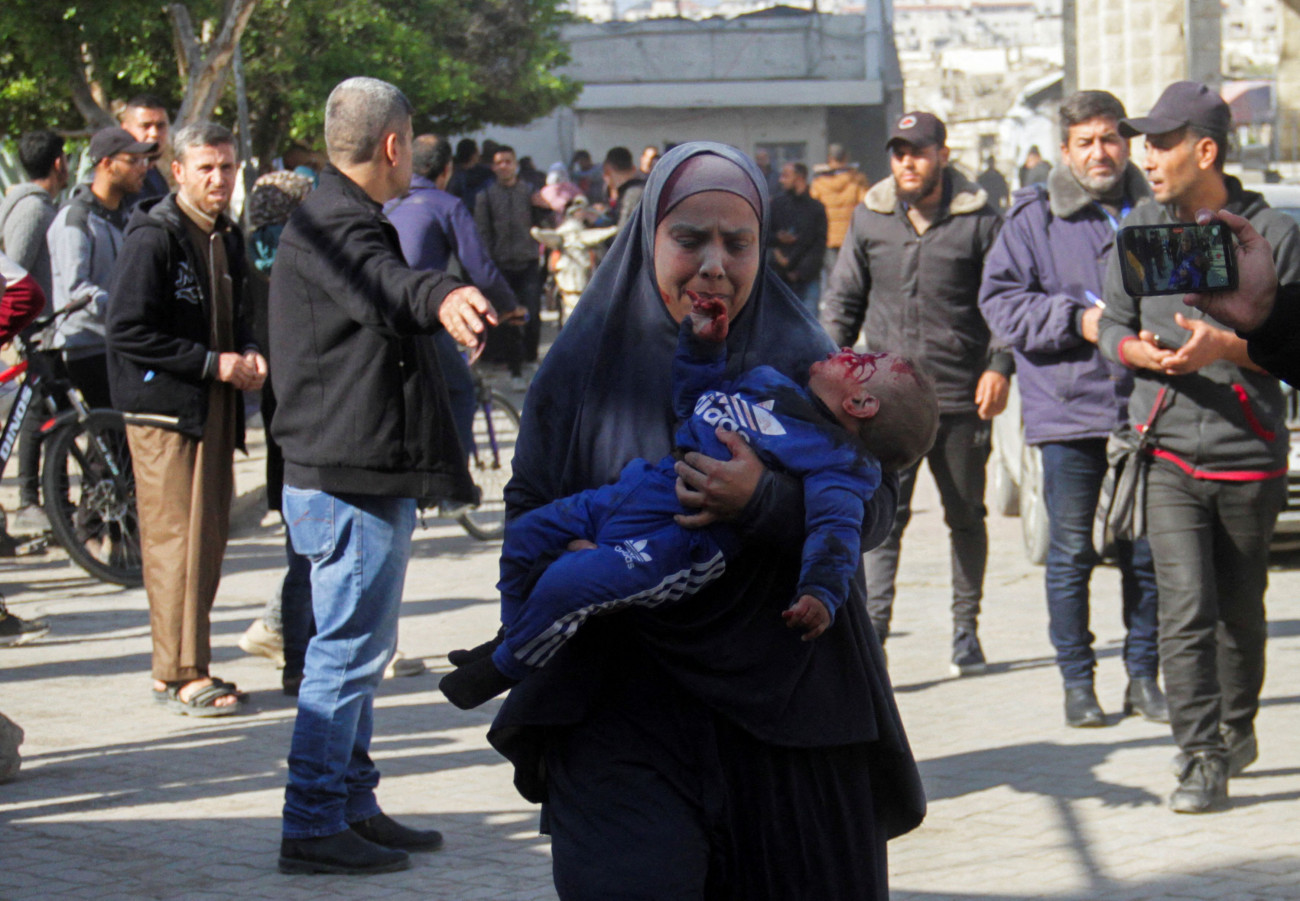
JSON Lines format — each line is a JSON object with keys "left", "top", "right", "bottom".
{"left": 755, "top": 142, "right": 808, "bottom": 168}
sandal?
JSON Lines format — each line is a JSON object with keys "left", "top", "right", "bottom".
{"left": 208, "top": 676, "right": 249, "bottom": 701}
{"left": 164, "top": 680, "right": 246, "bottom": 717}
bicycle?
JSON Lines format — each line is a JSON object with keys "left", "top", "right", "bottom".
{"left": 0, "top": 305, "right": 142, "bottom": 586}
{"left": 455, "top": 365, "right": 521, "bottom": 541}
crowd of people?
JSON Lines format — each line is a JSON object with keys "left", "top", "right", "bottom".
{"left": 0, "top": 69, "right": 1296, "bottom": 895}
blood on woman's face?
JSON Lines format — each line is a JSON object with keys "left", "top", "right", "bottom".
{"left": 653, "top": 191, "right": 760, "bottom": 324}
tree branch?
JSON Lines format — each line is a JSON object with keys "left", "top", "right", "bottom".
{"left": 173, "top": 0, "right": 260, "bottom": 126}
{"left": 168, "top": 3, "right": 202, "bottom": 81}
{"left": 66, "top": 40, "right": 116, "bottom": 129}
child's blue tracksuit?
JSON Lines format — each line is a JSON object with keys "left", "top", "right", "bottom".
{"left": 492, "top": 323, "right": 882, "bottom": 680}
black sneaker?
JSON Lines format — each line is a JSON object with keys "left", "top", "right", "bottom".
{"left": 950, "top": 628, "right": 986, "bottom": 676}
{"left": 0, "top": 610, "right": 49, "bottom": 647}
{"left": 1169, "top": 752, "right": 1229, "bottom": 813}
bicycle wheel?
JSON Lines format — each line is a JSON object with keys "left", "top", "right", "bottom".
{"left": 41, "top": 410, "right": 144, "bottom": 587}
{"left": 459, "top": 390, "right": 521, "bottom": 540}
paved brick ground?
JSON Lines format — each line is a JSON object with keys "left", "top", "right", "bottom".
{"left": 2, "top": 409, "right": 1298, "bottom": 900}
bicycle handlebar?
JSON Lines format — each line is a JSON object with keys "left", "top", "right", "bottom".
{"left": 20, "top": 294, "right": 94, "bottom": 350}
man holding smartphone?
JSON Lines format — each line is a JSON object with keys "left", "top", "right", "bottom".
{"left": 979, "top": 90, "right": 1163, "bottom": 731}
{"left": 1096, "top": 81, "right": 1300, "bottom": 813}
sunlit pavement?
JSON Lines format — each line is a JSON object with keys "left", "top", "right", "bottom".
{"left": 2, "top": 411, "right": 1298, "bottom": 900}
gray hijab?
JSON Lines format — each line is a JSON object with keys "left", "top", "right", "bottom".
{"left": 506, "top": 141, "right": 833, "bottom": 512}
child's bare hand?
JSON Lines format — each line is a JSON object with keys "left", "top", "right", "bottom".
{"left": 782, "top": 595, "right": 830, "bottom": 641}
{"left": 686, "top": 290, "right": 729, "bottom": 343}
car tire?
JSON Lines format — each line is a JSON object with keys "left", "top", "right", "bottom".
{"left": 1020, "top": 443, "right": 1050, "bottom": 565}
{"left": 990, "top": 412, "right": 1022, "bottom": 517}
{"left": 990, "top": 453, "right": 1020, "bottom": 517}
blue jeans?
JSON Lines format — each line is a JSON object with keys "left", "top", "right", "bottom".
{"left": 1040, "top": 440, "right": 1159, "bottom": 687}
{"left": 281, "top": 488, "right": 416, "bottom": 839}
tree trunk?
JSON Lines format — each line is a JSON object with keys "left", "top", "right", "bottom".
{"left": 66, "top": 41, "right": 116, "bottom": 130}
{"left": 170, "top": 0, "right": 261, "bottom": 127}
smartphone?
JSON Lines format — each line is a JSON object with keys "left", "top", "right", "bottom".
{"left": 1117, "top": 222, "right": 1238, "bottom": 297}
{"left": 1152, "top": 332, "right": 1185, "bottom": 351}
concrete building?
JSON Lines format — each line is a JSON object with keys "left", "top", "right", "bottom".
{"left": 1223, "top": 0, "right": 1281, "bottom": 75}
{"left": 894, "top": 0, "right": 1061, "bottom": 53}
{"left": 1065, "top": 0, "right": 1221, "bottom": 116}
{"left": 570, "top": 0, "right": 618, "bottom": 21}
{"left": 461, "top": 7, "right": 902, "bottom": 183}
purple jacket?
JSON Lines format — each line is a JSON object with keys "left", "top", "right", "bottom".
{"left": 385, "top": 175, "right": 518, "bottom": 313}
{"left": 978, "top": 162, "right": 1149, "bottom": 445}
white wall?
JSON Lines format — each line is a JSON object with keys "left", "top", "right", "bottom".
{"left": 458, "top": 105, "right": 829, "bottom": 170}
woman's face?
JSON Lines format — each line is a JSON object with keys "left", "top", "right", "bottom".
{"left": 653, "top": 190, "right": 760, "bottom": 324}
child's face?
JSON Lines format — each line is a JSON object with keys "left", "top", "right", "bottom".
{"left": 808, "top": 349, "right": 914, "bottom": 432}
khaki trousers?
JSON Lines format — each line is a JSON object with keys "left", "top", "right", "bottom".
{"left": 128, "top": 384, "right": 236, "bottom": 682}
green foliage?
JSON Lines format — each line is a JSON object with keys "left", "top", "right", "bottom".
{"left": 238, "top": 0, "right": 580, "bottom": 162}
{"left": 0, "top": 0, "right": 579, "bottom": 164}
{"left": 0, "top": 1, "right": 182, "bottom": 133}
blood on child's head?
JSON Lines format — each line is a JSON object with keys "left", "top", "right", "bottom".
{"left": 851, "top": 353, "right": 939, "bottom": 472}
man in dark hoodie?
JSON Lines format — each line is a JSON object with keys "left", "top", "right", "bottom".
{"left": 1097, "top": 82, "right": 1300, "bottom": 814}
{"left": 979, "top": 90, "right": 1164, "bottom": 730}
{"left": 269, "top": 77, "right": 495, "bottom": 876}
{"left": 107, "top": 121, "right": 266, "bottom": 718}
{"left": 821, "top": 111, "right": 1010, "bottom": 677}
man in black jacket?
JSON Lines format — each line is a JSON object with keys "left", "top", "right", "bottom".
{"left": 107, "top": 122, "right": 266, "bottom": 716}
{"left": 821, "top": 111, "right": 1010, "bottom": 676}
{"left": 270, "top": 77, "right": 495, "bottom": 876}
{"left": 770, "top": 161, "right": 827, "bottom": 316}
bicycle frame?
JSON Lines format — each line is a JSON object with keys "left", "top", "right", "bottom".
{"left": 0, "top": 349, "right": 117, "bottom": 481}
{"left": 472, "top": 381, "right": 504, "bottom": 470}
{"left": 0, "top": 360, "right": 33, "bottom": 473}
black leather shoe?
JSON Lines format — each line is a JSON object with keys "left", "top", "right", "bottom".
{"left": 351, "top": 812, "right": 444, "bottom": 852}
{"left": 1169, "top": 752, "right": 1229, "bottom": 813}
{"left": 1064, "top": 685, "right": 1106, "bottom": 727}
{"left": 1122, "top": 677, "right": 1169, "bottom": 723}
{"left": 279, "top": 828, "right": 410, "bottom": 874}
{"left": 1221, "top": 724, "right": 1258, "bottom": 776}
{"left": 1171, "top": 724, "right": 1258, "bottom": 778}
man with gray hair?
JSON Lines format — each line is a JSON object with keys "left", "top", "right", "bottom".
{"left": 270, "top": 77, "right": 496, "bottom": 875}
{"left": 107, "top": 121, "right": 267, "bottom": 717}
{"left": 979, "top": 90, "right": 1163, "bottom": 729}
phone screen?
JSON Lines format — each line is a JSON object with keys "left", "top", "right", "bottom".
{"left": 1117, "top": 222, "right": 1238, "bottom": 297}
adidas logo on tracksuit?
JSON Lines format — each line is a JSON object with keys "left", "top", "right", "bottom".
{"left": 694, "top": 391, "right": 787, "bottom": 436}
{"left": 616, "top": 539, "right": 653, "bottom": 568}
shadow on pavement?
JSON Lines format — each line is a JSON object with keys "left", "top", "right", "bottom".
{"left": 1, "top": 700, "right": 508, "bottom": 827}
{"left": 919, "top": 735, "right": 1166, "bottom": 808}
{"left": 892, "top": 857, "right": 1300, "bottom": 901}
{"left": 2, "top": 812, "right": 554, "bottom": 901}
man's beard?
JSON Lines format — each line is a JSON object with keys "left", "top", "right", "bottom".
{"left": 1070, "top": 162, "right": 1124, "bottom": 197}
{"left": 897, "top": 167, "right": 942, "bottom": 205}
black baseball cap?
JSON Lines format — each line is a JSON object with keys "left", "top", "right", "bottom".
{"left": 89, "top": 127, "right": 157, "bottom": 164}
{"left": 886, "top": 112, "right": 947, "bottom": 150}
{"left": 1119, "top": 81, "right": 1231, "bottom": 139}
